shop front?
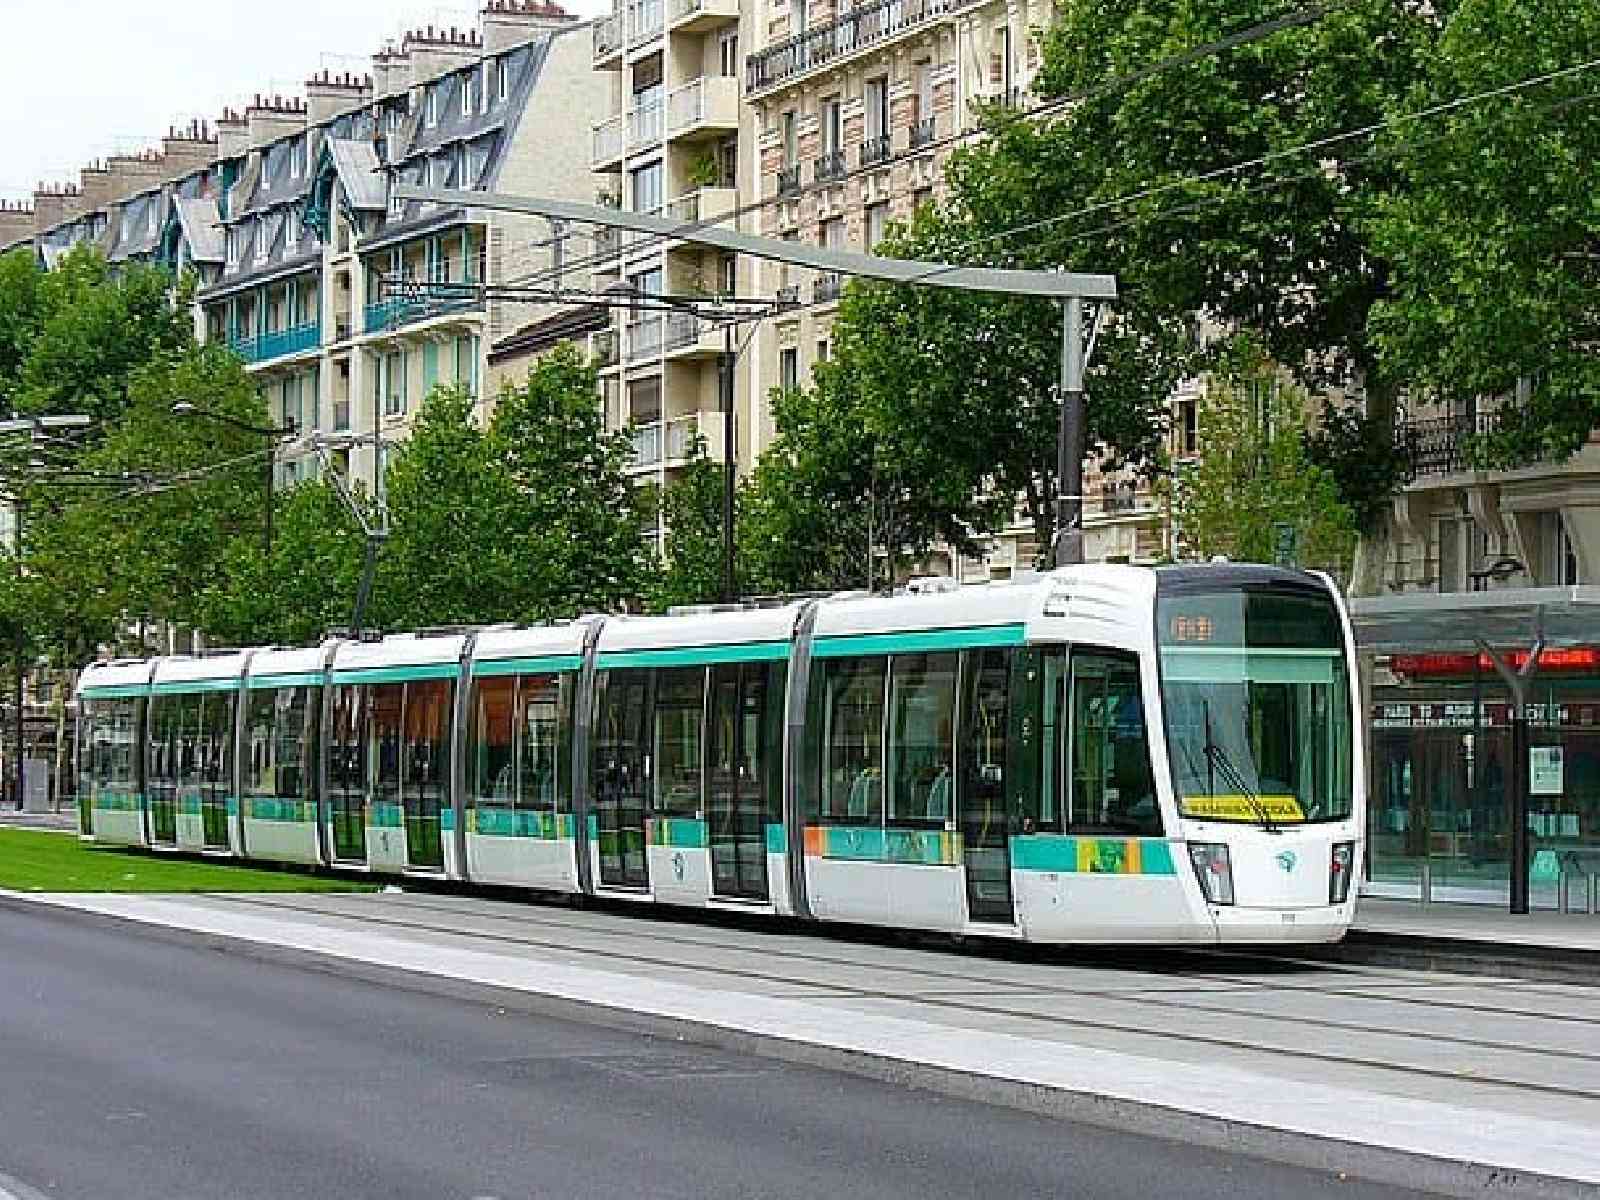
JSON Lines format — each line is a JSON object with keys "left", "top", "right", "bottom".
{"left": 1353, "top": 587, "right": 1600, "bottom": 910}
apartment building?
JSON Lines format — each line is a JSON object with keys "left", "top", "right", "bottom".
{"left": 11, "top": 1, "right": 600, "bottom": 492}
{"left": 585, "top": 0, "right": 746, "bottom": 548}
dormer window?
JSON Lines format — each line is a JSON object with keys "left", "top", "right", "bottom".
{"left": 426, "top": 88, "right": 439, "bottom": 128}
{"left": 497, "top": 58, "right": 508, "bottom": 102}
{"left": 148, "top": 203, "right": 158, "bottom": 237}
{"left": 255, "top": 217, "right": 270, "bottom": 264}
{"left": 286, "top": 206, "right": 299, "bottom": 251}
{"left": 460, "top": 74, "right": 473, "bottom": 117}
{"left": 481, "top": 61, "right": 494, "bottom": 112}
{"left": 290, "top": 137, "right": 306, "bottom": 179}
{"left": 226, "top": 226, "right": 239, "bottom": 267}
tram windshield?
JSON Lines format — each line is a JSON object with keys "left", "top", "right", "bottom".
{"left": 1157, "top": 584, "right": 1353, "bottom": 825}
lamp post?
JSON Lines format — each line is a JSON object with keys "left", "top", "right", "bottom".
{"left": 171, "top": 403, "right": 297, "bottom": 557}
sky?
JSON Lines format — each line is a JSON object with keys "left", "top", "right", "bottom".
{"left": 0, "top": 0, "right": 610, "bottom": 203}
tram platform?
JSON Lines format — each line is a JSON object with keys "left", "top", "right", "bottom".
{"left": 4, "top": 887, "right": 1599, "bottom": 1198}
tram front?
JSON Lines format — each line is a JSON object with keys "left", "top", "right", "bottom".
{"left": 1154, "top": 565, "right": 1364, "bottom": 943}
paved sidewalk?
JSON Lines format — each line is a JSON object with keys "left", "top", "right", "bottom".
{"left": 6, "top": 887, "right": 1598, "bottom": 1198}
{"left": 1354, "top": 896, "right": 1600, "bottom": 954}
{"left": 0, "top": 809, "right": 78, "bottom": 833}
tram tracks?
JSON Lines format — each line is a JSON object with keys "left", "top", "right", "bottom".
{"left": 202, "top": 891, "right": 1600, "bottom": 1109}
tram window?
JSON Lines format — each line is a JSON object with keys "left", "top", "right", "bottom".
{"left": 469, "top": 676, "right": 516, "bottom": 809}
{"left": 367, "top": 684, "right": 403, "bottom": 803}
{"left": 200, "top": 692, "right": 235, "bottom": 788}
{"left": 653, "top": 667, "right": 705, "bottom": 817}
{"left": 330, "top": 685, "right": 365, "bottom": 793}
{"left": 960, "top": 647, "right": 1010, "bottom": 823}
{"left": 593, "top": 670, "right": 652, "bottom": 810}
{"left": 1067, "top": 650, "right": 1160, "bottom": 836}
{"left": 1038, "top": 649, "right": 1067, "bottom": 832}
{"left": 274, "top": 687, "right": 312, "bottom": 800}
{"left": 887, "top": 652, "right": 956, "bottom": 827}
{"left": 516, "top": 673, "right": 563, "bottom": 813}
{"left": 403, "top": 679, "right": 452, "bottom": 800}
{"left": 822, "top": 656, "right": 886, "bottom": 825}
{"left": 245, "top": 689, "right": 276, "bottom": 796}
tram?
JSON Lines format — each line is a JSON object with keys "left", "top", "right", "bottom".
{"left": 74, "top": 563, "right": 1364, "bottom": 944}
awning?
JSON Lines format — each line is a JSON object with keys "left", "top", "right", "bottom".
{"left": 1351, "top": 586, "right": 1600, "bottom": 654}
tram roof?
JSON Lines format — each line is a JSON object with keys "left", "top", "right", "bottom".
{"left": 471, "top": 621, "right": 592, "bottom": 666}
{"left": 76, "top": 658, "right": 159, "bottom": 697}
{"left": 151, "top": 651, "right": 252, "bottom": 692}
{"left": 331, "top": 631, "right": 467, "bottom": 678}
{"left": 1352, "top": 585, "right": 1600, "bottom": 654}
{"left": 597, "top": 604, "right": 803, "bottom": 656}
{"left": 247, "top": 643, "right": 334, "bottom": 683}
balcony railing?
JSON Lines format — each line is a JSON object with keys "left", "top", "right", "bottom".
{"left": 593, "top": 115, "right": 624, "bottom": 163}
{"left": 1100, "top": 481, "right": 1139, "bottom": 515}
{"left": 631, "top": 413, "right": 704, "bottom": 469}
{"left": 910, "top": 115, "right": 936, "bottom": 148}
{"left": 1401, "top": 410, "right": 1512, "bottom": 478}
{"left": 665, "top": 311, "right": 703, "bottom": 352}
{"left": 625, "top": 315, "right": 664, "bottom": 362}
{"left": 593, "top": 14, "right": 623, "bottom": 60}
{"left": 592, "top": 329, "right": 619, "bottom": 368}
{"left": 626, "top": 102, "right": 663, "bottom": 151}
{"left": 775, "top": 284, "right": 800, "bottom": 306}
{"left": 814, "top": 149, "right": 847, "bottom": 184}
{"left": 860, "top": 133, "right": 892, "bottom": 167}
{"left": 746, "top": 0, "right": 965, "bottom": 95}
{"left": 232, "top": 319, "right": 319, "bottom": 364}
{"left": 776, "top": 164, "right": 801, "bottom": 196}
{"left": 666, "top": 79, "right": 705, "bottom": 133}
{"left": 813, "top": 272, "right": 844, "bottom": 305}
{"left": 627, "top": 0, "right": 664, "bottom": 44}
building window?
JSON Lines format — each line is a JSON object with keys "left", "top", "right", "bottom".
{"left": 461, "top": 74, "right": 474, "bottom": 117}
{"left": 720, "top": 254, "right": 737, "bottom": 296}
{"left": 497, "top": 57, "right": 509, "bottom": 102}
{"left": 718, "top": 30, "right": 739, "bottom": 78}
{"left": 286, "top": 206, "right": 300, "bottom": 251}
{"left": 456, "top": 334, "right": 479, "bottom": 397}
{"left": 865, "top": 202, "right": 888, "bottom": 250}
{"left": 820, "top": 216, "right": 845, "bottom": 251}
{"left": 225, "top": 227, "right": 239, "bottom": 267}
{"left": 630, "top": 160, "right": 663, "bottom": 214}
{"left": 628, "top": 374, "right": 661, "bottom": 423}
{"left": 780, "top": 347, "right": 798, "bottom": 392}
{"left": 865, "top": 76, "right": 889, "bottom": 144}
{"left": 821, "top": 95, "right": 841, "bottom": 158}
{"left": 912, "top": 186, "right": 934, "bottom": 213}
{"left": 782, "top": 110, "right": 797, "bottom": 165}
{"left": 383, "top": 349, "right": 407, "bottom": 416}
{"left": 426, "top": 88, "right": 439, "bottom": 127}
{"left": 817, "top": 339, "right": 829, "bottom": 364}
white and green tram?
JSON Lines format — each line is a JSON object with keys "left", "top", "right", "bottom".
{"left": 75, "top": 564, "right": 1364, "bottom": 944}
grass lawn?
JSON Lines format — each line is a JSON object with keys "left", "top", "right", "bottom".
{"left": 0, "top": 828, "right": 378, "bottom": 894}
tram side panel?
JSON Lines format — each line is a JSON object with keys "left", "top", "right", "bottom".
{"left": 79, "top": 695, "right": 150, "bottom": 847}
{"left": 238, "top": 681, "right": 324, "bottom": 866}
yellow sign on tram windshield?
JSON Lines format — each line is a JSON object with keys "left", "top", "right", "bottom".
{"left": 1181, "top": 794, "right": 1306, "bottom": 822}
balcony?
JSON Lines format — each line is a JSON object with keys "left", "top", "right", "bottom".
{"left": 860, "top": 133, "right": 892, "bottom": 168}
{"left": 775, "top": 284, "right": 800, "bottom": 306}
{"left": 362, "top": 293, "right": 476, "bottom": 336}
{"left": 813, "top": 272, "right": 844, "bottom": 305}
{"left": 668, "top": 0, "right": 738, "bottom": 33}
{"left": 910, "top": 115, "right": 936, "bottom": 149}
{"left": 593, "top": 115, "right": 624, "bottom": 168}
{"left": 663, "top": 185, "right": 736, "bottom": 227}
{"left": 591, "top": 328, "right": 619, "bottom": 369}
{"left": 813, "top": 149, "right": 847, "bottom": 185}
{"left": 1100, "top": 481, "right": 1139, "bottom": 516}
{"left": 664, "top": 311, "right": 727, "bottom": 359}
{"left": 746, "top": 0, "right": 965, "bottom": 95}
{"left": 232, "top": 319, "right": 319, "bottom": 365}
{"left": 665, "top": 76, "right": 739, "bottom": 140}
{"left": 1401, "top": 410, "right": 1518, "bottom": 479}
{"left": 776, "top": 164, "right": 801, "bottom": 197}
{"left": 626, "top": 102, "right": 664, "bottom": 152}
{"left": 593, "top": 14, "right": 623, "bottom": 64}
{"left": 625, "top": 315, "right": 665, "bottom": 363}
{"left": 627, "top": 0, "right": 664, "bottom": 47}
{"left": 629, "top": 412, "right": 721, "bottom": 472}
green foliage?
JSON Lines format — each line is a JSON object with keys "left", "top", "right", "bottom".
{"left": 1365, "top": 0, "right": 1600, "bottom": 468}
{"left": 648, "top": 438, "right": 730, "bottom": 610}
{"left": 1173, "top": 337, "right": 1358, "bottom": 580}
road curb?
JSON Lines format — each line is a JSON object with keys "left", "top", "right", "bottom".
{"left": 3, "top": 892, "right": 1593, "bottom": 1200}
{"left": 1319, "top": 929, "right": 1600, "bottom": 984}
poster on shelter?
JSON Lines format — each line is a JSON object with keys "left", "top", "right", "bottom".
{"left": 1529, "top": 746, "right": 1565, "bottom": 796}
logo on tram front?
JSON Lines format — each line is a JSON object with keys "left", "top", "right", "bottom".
{"left": 1275, "top": 850, "right": 1298, "bottom": 873}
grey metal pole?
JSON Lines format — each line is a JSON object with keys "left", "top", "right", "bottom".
{"left": 720, "top": 323, "right": 736, "bottom": 604}
{"left": 264, "top": 443, "right": 274, "bottom": 559}
{"left": 13, "top": 497, "right": 23, "bottom": 811}
{"left": 1054, "top": 298, "right": 1085, "bottom": 568}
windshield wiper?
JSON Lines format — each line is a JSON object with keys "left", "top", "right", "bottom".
{"left": 1202, "top": 699, "right": 1279, "bottom": 834}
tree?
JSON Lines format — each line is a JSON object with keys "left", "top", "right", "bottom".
{"left": 1366, "top": 0, "right": 1600, "bottom": 467}
{"left": 647, "top": 438, "right": 729, "bottom": 611}
{"left": 952, "top": 1, "right": 1441, "bottom": 546}
{"left": 488, "top": 343, "right": 653, "bottom": 618}
{"left": 1172, "top": 338, "right": 1358, "bottom": 580}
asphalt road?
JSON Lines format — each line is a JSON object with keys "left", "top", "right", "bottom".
{"left": 0, "top": 906, "right": 1438, "bottom": 1200}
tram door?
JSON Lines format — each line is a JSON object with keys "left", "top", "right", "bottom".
{"left": 961, "top": 648, "right": 1016, "bottom": 923}
{"left": 594, "top": 670, "right": 651, "bottom": 889}
{"left": 708, "top": 663, "right": 770, "bottom": 901}
{"left": 327, "top": 685, "right": 367, "bottom": 862}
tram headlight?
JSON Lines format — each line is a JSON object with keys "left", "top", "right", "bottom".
{"left": 1187, "top": 843, "right": 1234, "bottom": 906}
{"left": 1329, "top": 841, "right": 1356, "bottom": 905}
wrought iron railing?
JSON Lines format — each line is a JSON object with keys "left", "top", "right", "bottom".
{"left": 1100, "top": 481, "right": 1139, "bottom": 515}
{"left": 814, "top": 149, "right": 847, "bottom": 184}
{"left": 813, "top": 272, "right": 844, "bottom": 304}
{"left": 777, "top": 164, "right": 801, "bottom": 196}
{"left": 910, "top": 115, "right": 936, "bottom": 148}
{"left": 1400, "top": 410, "right": 1508, "bottom": 478}
{"left": 746, "top": 0, "right": 967, "bottom": 95}
{"left": 860, "top": 133, "right": 892, "bottom": 167}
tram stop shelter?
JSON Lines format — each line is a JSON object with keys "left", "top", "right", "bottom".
{"left": 1352, "top": 586, "right": 1600, "bottom": 913}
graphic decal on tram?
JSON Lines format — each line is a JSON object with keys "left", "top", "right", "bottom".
{"left": 75, "top": 564, "right": 1365, "bottom": 944}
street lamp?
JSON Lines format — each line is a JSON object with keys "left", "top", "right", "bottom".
{"left": 171, "top": 402, "right": 298, "bottom": 557}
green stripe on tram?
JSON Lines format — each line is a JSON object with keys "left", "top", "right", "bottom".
{"left": 472, "top": 654, "right": 584, "bottom": 677}
{"left": 246, "top": 671, "right": 326, "bottom": 690}
{"left": 330, "top": 663, "right": 461, "bottom": 684}
{"left": 1009, "top": 835, "right": 1178, "bottom": 876}
{"left": 152, "top": 677, "right": 243, "bottom": 694}
{"left": 80, "top": 685, "right": 150, "bottom": 699}
{"left": 598, "top": 641, "right": 790, "bottom": 669}
{"left": 811, "top": 623, "right": 1027, "bottom": 659}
